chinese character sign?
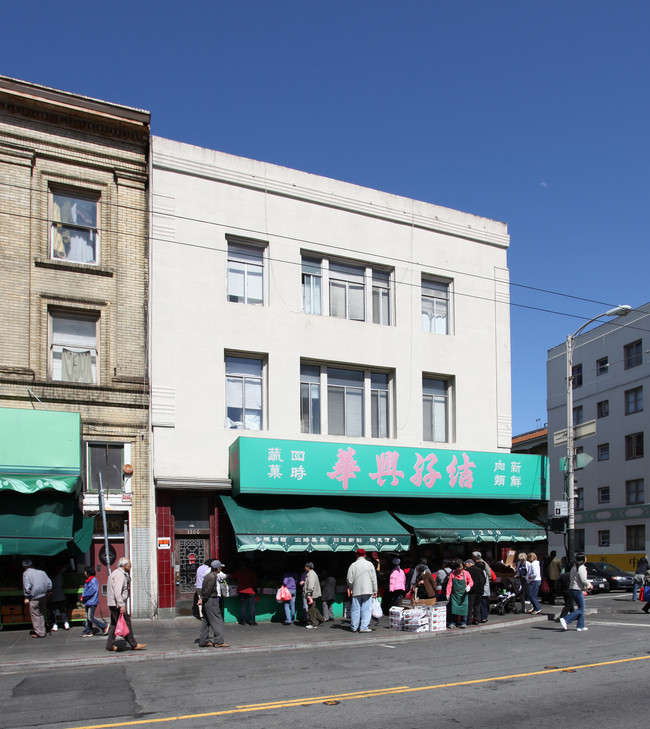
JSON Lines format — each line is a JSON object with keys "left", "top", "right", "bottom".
{"left": 230, "top": 438, "right": 547, "bottom": 500}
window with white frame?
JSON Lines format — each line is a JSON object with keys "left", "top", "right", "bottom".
{"left": 625, "top": 387, "right": 643, "bottom": 415}
{"left": 626, "top": 478, "right": 644, "bottom": 505}
{"left": 598, "top": 530, "right": 610, "bottom": 548}
{"left": 597, "top": 443, "right": 609, "bottom": 461}
{"left": 301, "top": 257, "right": 322, "bottom": 315}
{"left": 598, "top": 486, "right": 610, "bottom": 504}
{"left": 421, "top": 279, "right": 450, "bottom": 334}
{"left": 49, "top": 310, "right": 98, "bottom": 384}
{"left": 225, "top": 355, "right": 264, "bottom": 430}
{"left": 597, "top": 400, "right": 609, "bottom": 418}
{"left": 87, "top": 443, "right": 124, "bottom": 492}
{"left": 327, "top": 367, "right": 364, "bottom": 437}
{"left": 329, "top": 262, "right": 365, "bottom": 321}
{"left": 50, "top": 190, "right": 99, "bottom": 265}
{"left": 372, "top": 270, "right": 390, "bottom": 326}
{"left": 423, "top": 376, "right": 450, "bottom": 443}
{"left": 596, "top": 357, "right": 609, "bottom": 376}
{"left": 300, "top": 364, "right": 321, "bottom": 434}
{"left": 227, "top": 241, "right": 264, "bottom": 305}
{"left": 371, "top": 372, "right": 389, "bottom": 438}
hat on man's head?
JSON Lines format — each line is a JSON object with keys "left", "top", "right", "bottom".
{"left": 356, "top": 548, "right": 366, "bottom": 557}
{"left": 211, "top": 560, "right": 224, "bottom": 570}
{"left": 392, "top": 558, "right": 401, "bottom": 565}
{"left": 472, "top": 551, "right": 482, "bottom": 559}
{"left": 465, "top": 559, "right": 475, "bottom": 566}
{"left": 22, "top": 559, "right": 32, "bottom": 568}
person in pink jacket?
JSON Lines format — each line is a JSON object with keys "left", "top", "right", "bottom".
{"left": 387, "top": 558, "right": 406, "bottom": 610}
{"left": 445, "top": 559, "right": 474, "bottom": 628}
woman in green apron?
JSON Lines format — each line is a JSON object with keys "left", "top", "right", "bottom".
{"left": 445, "top": 559, "right": 474, "bottom": 629}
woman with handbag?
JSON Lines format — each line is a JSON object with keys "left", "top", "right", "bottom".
{"left": 281, "top": 570, "right": 298, "bottom": 625}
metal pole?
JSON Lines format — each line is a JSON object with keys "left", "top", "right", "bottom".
{"left": 98, "top": 473, "right": 111, "bottom": 576}
{"left": 566, "top": 333, "right": 575, "bottom": 565}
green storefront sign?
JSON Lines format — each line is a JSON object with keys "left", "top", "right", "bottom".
{"left": 230, "top": 437, "right": 548, "bottom": 500}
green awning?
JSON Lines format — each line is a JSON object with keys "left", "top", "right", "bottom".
{"left": 392, "top": 511, "right": 546, "bottom": 545}
{"left": 0, "top": 474, "right": 82, "bottom": 494}
{"left": 220, "top": 496, "right": 411, "bottom": 553}
{"left": 0, "top": 491, "right": 93, "bottom": 557}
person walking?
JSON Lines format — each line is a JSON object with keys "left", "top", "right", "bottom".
{"left": 555, "top": 560, "right": 576, "bottom": 622}
{"left": 559, "top": 555, "right": 592, "bottom": 631}
{"left": 198, "top": 560, "right": 230, "bottom": 648}
{"left": 303, "top": 562, "right": 325, "bottom": 629}
{"left": 515, "top": 553, "right": 530, "bottom": 613}
{"left": 320, "top": 570, "right": 336, "bottom": 622}
{"left": 633, "top": 556, "right": 648, "bottom": 601}
{"left": 80, "top": 567, "right": 108, "bottom": 637}
{"left": 446, "top": 559, "right": 473, "bottom": 628}
{"left": 194, "top": 559, "right": 212, "bottom": 618}
{"left": 346, "top": 549, "right": 378, "bottom": 633}
{"left": 526, "top": 552, "right": 543, "bottom": 614}
{"left": 546, "top": 551, "right": 562, "bottom": 605}
{"left": 105, "top": 558, "right": 146, "bottom": 652}
{"left": 22, "top": 560, "right": 51, "bottom": 639}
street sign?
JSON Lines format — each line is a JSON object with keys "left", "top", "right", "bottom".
{"left": 554, "top": 501, "right": 568, "bottom": 517}
{"left": 559, "top": 453, "right": 594, "bottom": 472}
{"left": 553, "top": 419, "right": 597, "bottom": 446}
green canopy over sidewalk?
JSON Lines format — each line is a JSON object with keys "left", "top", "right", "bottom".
{"left": 220, "top": 496, "right": 411, "bottom": 553}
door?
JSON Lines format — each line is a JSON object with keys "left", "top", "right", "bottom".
{"left": 175, "top": 537, "right": 209, "bottom": 615}
{"left": 90, "top": 537, "right": 126, "bottom": 620}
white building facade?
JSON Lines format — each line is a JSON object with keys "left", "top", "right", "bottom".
{"left": 150, "top": 137, "right": 545, "bottom": 618}
{"left": 547, "top": 303, "right": 649, "bottom": 570}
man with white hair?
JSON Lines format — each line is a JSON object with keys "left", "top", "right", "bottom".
{"left": 105, "top": 557, "right": 146, "bottom": 652}
{"left": 22, "top": 560, "right": 51, "bottom": 638}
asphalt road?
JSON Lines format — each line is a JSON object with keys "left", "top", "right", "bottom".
{"left": 2, "top": 592, "right": 648, "bottom": 729}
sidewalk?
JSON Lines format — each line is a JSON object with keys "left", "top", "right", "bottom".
{"left": 0, "top": 607, "right": 570, "bottom": 675}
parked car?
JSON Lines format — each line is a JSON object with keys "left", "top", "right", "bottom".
{"left": 584, "top": 567, "right": 610, "bottom": 593}
{"left": 584, "top": 562, "right": 634, "bottom": 591}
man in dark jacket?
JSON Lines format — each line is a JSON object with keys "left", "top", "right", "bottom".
{"left": 465, "top": 559, "right": 486, "bottom": 626}
{"left": 199, "top": 560, "right": 230, "bottom": 648}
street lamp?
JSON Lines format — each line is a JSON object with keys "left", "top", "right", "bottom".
{"left": 565, "top": 305, "right": 632, "bottom": 563}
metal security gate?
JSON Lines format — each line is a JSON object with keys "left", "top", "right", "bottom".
{"left": 176, "top": 537, "right": 207, "bottom": 595}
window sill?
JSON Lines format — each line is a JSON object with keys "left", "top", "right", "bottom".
{"left": 35, "top": 258, "right": 114, "bottom": 277}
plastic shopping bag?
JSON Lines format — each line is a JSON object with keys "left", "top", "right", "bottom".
{"left": 115, "top": 614, "right": 129, "bottom": 637}
{"left": 276, "top": 585, "right": 292, "bottom": 603}
{"left": 371, "top": 596, "right": 383, "bottom": 619}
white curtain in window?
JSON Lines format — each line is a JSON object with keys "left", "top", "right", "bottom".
{"left": 61, "top": 349, "right": 93, "bottom": 383}
{"left": 244, "top": 378, "right": 262, "bottom": 430}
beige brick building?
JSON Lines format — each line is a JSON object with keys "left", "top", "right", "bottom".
{"left": 0, "top": 77, "right": 153, "bottom": 617}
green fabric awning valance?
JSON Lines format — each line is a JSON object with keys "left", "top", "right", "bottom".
{"left": 0, "top": 491, "right": 93, "bottom": 557}
{"left": 392, "top": 511, "right": 546, "bottom": 545}
{"left": 0, "top": 474, "right": 82, "bottom": 494}
{"left": 220, "top": 496, "right": 411, "bottom": 553}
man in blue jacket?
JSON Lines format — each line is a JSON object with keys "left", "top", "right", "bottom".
{"left": 81, "top": 567, "right": 108, "bottom": 636}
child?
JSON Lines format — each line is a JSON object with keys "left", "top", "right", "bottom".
{"left": 81, "top": 567, "right": 108, "bottom": 636}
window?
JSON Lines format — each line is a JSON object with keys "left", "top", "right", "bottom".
{"left": 596, "top": 357, "right": 609, "bottom": 376}
{"left": 575, "top": 529, "right": 585, "bottom": 553}
{"left": 302, "top": 258, "right": 322, "bottom": 315}
{"left": 626, "top": 525, "right": 645, "bottom": 551}
{"left": 598, "top": 530, "right": 610, "bottom": 548}
{"left": 300, "top": 365, "right": 321, "bottom": 434}
{"left": 573, "top": 406, "right": 584, "bottom": 426}
{"left": 227, "top": 242, "right": 264, "bottom": 305}
{"left": 49, "top": 310, "right": 98, "bottom": 384}
{"left": 624, "top": 340, "right": 642, "bottom": 369}
{"left": 598, "top": 486, "right": 610, "bottom": 504}
{"left": 329, "top": 262, "right": 365, "bottom": 321}
{"left": 372, "top": 271, "right": 390, "bottom": 326}
{"left": 626, "top": 479, "right": 644, "bottom": 505}
{"left": 225, "top": 355, "right": 263, "bottom": 430}
{"left": 328, "top": 368, "right": 364, "bottom": 437}
{"left": 597, "top": 400, "right": 609, "bottom": 419}
{"left": 572, "top": 364, "right": 583, "bottom": 388}
{"left": 575, "top": 487, "right": 584, "bottom": 511}
{"left": 371, "top": 372, "right": 389, "bottom": 438}
{"left": 87, "top": 443, "right": 123, "bottom": 492}
{"left": 625, "top": 433, "right": 644, "bottom": 460}
{"left": 421, "top": 279, "right": 450, "bottom": 334}
{"left": 597, "top": 443, "right": 610, "bottom": 461}
{"left": 423, "top": 377, "right": 450, "bottom": 442}
{"left": 625, "top": 387, "right": 643, "bottom": 415}
{"left": 50, "top": 190, "right": 98, "bottom": 264}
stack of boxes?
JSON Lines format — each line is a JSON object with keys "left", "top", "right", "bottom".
{"left": 389, "top": 605, "right": 405, "bottom": 630}
{"left": 389, "top": 603, "right": 447, "bottom": 632}
{"left": 403, "top": 606, "right": 430, "bottom": 632}
{"left": 1, "top": 602, "right": 29, "bottom": 625}
{"left": 429, "top": 604, "right": 447, "bottom": 632}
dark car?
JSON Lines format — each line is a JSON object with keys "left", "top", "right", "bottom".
{"left": 584, "top": 567, "right": 610, "bottom": 593}
{"left": 584, "top": 562, "right": 634, "bottom": 591}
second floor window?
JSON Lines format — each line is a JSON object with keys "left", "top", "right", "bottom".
{"left": 626, "top": 479, "right": 644, "bottom": 505}
{"left": 625, "top": 432, "right": 644, "bottom": 460}
{"left": 598, "top": 486, "right": 610, "bottom": 504}
{"left": 596, "top": 357, "right": 609, "bottom": 375}
{"left": 51, "top": 191, "right": 98, "bottom": 265}
{"left": 87, "top": 443, "right": 123, "bottom": 492}
{"left": 625, "top": 387, "right": 643, "bottom": 415}
{"left": 597, "top": 443, "right": 609, "bottom": 461}
{"left": 597, "top": 400, "right": 609, "bottom": 418}
{"left": 421, "top": 279, "right": 450, "bottom": 334}
{"left": 226, "top": 355, "right": 263, "bottom": 430}
{"left": 328, "top": 367, "right": 364, "bottom": 437}
{"left": 49, "top": 310, "right": 98, "bottom": 384}
{"left": 423, "top": 376, "right": 450, "bottom": 442}
{"left": 300, "top": 364, "right": 321, "bottom": 434}
{"left": 227, "top": 242, "right": 264, "bottom": 305}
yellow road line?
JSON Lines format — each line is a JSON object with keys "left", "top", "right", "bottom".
{"left": 65, "top": 655, "right": 650, "bottom": 729}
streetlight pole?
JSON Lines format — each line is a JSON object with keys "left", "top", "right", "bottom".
{"left": 565, "top": 305, "right": 632, "bottom": 564}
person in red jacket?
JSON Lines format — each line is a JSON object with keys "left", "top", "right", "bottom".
{"left": 230, "top": 562, "right": 258, "bottom": 625}
{"left": 445, "top": 559, "right": 474, "bottom": 628}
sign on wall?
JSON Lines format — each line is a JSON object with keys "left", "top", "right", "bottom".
{"left": 229, "top": 437, "right": 548, "bottom": 500}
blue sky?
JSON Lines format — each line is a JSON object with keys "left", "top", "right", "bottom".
{"left": 3, "top": 2, "right": 648, "bottom": 435}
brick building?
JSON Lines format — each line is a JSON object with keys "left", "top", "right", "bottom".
{"left": 0, "top": 77, "right": 153, "bottom": 617}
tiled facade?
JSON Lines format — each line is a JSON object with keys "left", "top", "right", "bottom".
{"left": 0, "top": 77, "right": 153, "bottom": 617}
